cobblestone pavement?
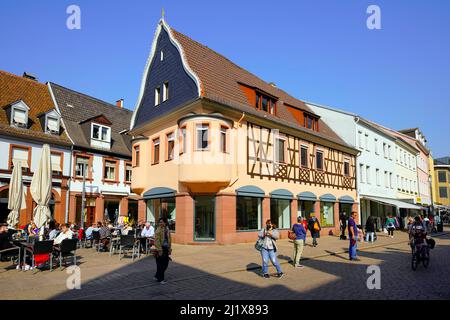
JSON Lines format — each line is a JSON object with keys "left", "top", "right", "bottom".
{"left": 1, "top": 229, "right": 449, "bottom": 300}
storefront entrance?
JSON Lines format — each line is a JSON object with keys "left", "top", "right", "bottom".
{"left": 104, "top": 199, "right": 120, "bottom": 224}
{"left": 194, "top": 196, "right": 215, "bottom": 241}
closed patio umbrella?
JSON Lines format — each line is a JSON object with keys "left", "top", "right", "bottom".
{"left": 30, "top": 144, "right": 52, "bottom": 240}
{"left": 7, "top": 159, "right": 27, "bottom": 228}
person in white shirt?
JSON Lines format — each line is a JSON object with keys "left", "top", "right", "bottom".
{"left": 141, "top": 222, "right": 155, "bottom": 238}
{"left": 53, "top": 224, "right": 73, "bottom": 245}
{"left": 140, "top": 222, "right": 155, "bottom": 254}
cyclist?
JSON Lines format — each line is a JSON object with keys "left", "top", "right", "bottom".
{"left": 409, "top": 216, "right": 427, "bottom": 253}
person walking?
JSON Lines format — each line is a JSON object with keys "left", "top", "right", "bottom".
{"left": 365, "top": 216, "right": 375, "bottom": 243}
{"left": 307, "top": 213, "right": 321, "bottom": 247}
{"left": 258, "top": 219, "right": 283, "bottom": 278}
{"left": 348, "top": 212, "right": 360, "bottom": 261}
{"left": 339, "top": 212, "right": 347, "bottom": 240}
{"left": 291, "top": 217, "right": 307, "bottom": 268}
{"left": 385, "top": 215, "right": 396, "bottom": 238}
{"left": 153, "top": 217, "right": 172, "bottom": 284}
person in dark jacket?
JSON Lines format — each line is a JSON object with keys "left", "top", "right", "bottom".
{"left": 307, "top": 213, "right": 321, "bottom": 247}
{"left": 339, "top": 212, "right": 347, "bottom": 240}
{"left": 365, "top": 216, "right": 375, "bottom": 243}
{"left": 291, "top": 217, "right": 307, "bottom": 268}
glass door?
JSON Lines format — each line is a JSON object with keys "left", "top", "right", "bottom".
{"left": 194, "top": 196, "right": 216, "bottom": 241}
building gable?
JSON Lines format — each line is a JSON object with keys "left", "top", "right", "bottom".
{"left": 131, "top": 21, "right": 200, "bottom": 130}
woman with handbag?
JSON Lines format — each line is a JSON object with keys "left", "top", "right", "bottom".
{"left": 289, "top": 216, "right": 307, "bottom": 268}
{"left": 257, "top": 219, "right": 283, "bottom": 279}
{"left": 153, "top": 217, "right": 172, "bottom": 284}
{"left": 307, "top": 213, "right": 321, "bottom": 247}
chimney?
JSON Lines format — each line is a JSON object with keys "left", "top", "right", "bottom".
{"left": 116, "top": 99, "right": 124, "bottom": 108}
{"left": 23, "top": 72, "right": 38, "bottom": 81}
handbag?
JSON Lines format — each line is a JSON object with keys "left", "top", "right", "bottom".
{"left": 288, "top": 230, "right": 297, "bottom": 241}
{"left": 254, "top": 238, "right": 264, "bottom": 251}
{"left": 313, "top": 222, "right": 320, "bottom": 231}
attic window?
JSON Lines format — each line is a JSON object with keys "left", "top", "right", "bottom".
{"left": 161, "top": 50, "right": 164, "bottom": 61}
{"left": 255, "top": 92, "right": 276, "bottom": 115}
{"left": 91, "top": 123, "right": 110, "bottom": 142}
{"left": 155, "top": 86, "right": 161, "bottom": 106}
{"left": 304, "top": 114, "right": 319, "bottom": 131}
{"left": 46, "top": 115, "right": 60, "bottom": 134}
{"left": 11, "top": 105, "right": 28, "bottom": 128}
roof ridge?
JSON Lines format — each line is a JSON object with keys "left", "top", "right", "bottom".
{"left": 49, "top": 82, "right": 133, "bottom": 114}
{"left": 0, "top": 70, "right": 47, "bottom": 88}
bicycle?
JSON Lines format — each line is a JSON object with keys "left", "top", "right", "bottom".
{"left": 411, "top": 241, "right": 430, "bottom": 271}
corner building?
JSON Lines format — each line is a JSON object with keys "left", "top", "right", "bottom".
{"left": 129, "top": 20, "right": 358, "bottom": 244}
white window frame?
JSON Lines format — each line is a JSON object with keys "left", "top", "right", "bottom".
{"left": 196, "top": 124, "right": 209, "bottom": 150}
{"left": 91, "top": 123, "right": 111, "bottom": 143}
{"left": 11, "top": 101, "right": 29, "bottom": 128}
{"left": 163, "top": 82, "right": 169, "bottom": 102}
{"left": 155, "top": 86, "right": 161, "bottom": 106}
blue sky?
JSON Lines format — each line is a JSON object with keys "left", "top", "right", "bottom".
{"left": 1, "top": 0, "right": 449, "bottom": 157}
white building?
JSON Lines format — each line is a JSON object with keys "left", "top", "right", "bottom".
{"left": 306, "top": 101, "right": 423, "bottom": 227}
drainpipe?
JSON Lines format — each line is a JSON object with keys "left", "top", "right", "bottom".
{"left": 65, "top": 145, "right": 73, "bottom": 223}
{"left": 229, "top": 112, "right": 245, "bottom": 187}
{"left": 354, "top": 117, "right": 362, "bottom": 223}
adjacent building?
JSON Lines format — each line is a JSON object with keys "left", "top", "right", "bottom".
{"left": 434, "top": 157, "right": 450, "bottom": 208}
{"left": 129, "top": 19, "right": 359, "bottom": 244}
{"left": 0, "top": 71, "right": 72, "bottom": 225}
{"left": 48, "top": 83, "right": 138, "bottom": 226}
{"left": 306, "top": 102, "right": 425, "bottom": 228}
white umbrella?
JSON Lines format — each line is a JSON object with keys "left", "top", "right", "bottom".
{"left": 7, "top": 159, "right": 27, "bottom": 228}
{"left": 30, "top": 144, "right": 52, "bottom": 240}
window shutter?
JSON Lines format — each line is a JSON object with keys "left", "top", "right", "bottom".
{"left": 13, "top": 109, "right": 27, "bottom": 124}
{"left": 12, "top": 148, "right": 29, "bottom": 168}
{"left": 47, "top": 117, "right": 59, "bottom": 132}
{"left": 51, "top": 153, "right": 62, "bottom": 172}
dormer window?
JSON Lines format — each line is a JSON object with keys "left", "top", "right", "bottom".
{"left": 92, "top": 123, "right": 110, "bottom": 142}
{"left": 155, "top": 86, "right": 161, "bottom": 106}
{"left": 304, "top": 114, "right": 319, "bottom": 131}
{"left": 43, "top": 110, "right": 61, "bottom": 135}
{"left": 163, "top": 82, "right": 169, "bottom": 102}
{"left": 255, "top": 92, "right": 276, "bottom": 115}
{"left": 9, "top": 101, "right": 30, "bottom": 128}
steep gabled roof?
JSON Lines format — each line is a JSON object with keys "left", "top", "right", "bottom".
{"left": 168, "top": 25, "right": 350, "bottom": 148}
{"left": 0, "top": 70, "right": 72, "bottom": 147}
{"left": 132, "top": 19, "right": 353, "bottom": 151}
{"left": 49, "top": 83, "right": 133, "bottom": 157}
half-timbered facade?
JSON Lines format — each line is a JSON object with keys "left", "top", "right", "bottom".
{"left": 129, "top": 19, "right": 358, "bottom": 244}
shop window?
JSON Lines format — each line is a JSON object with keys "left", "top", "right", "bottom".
{"left": 236, "top": 197, "right": 261, "bottom": 231}
{"left": 146, "top": 197, "right": 176, "bottom": 231}
{"left": 320, "top": 202, "right": 335, "bottom": 227}
{"left": 270, "top": 198, "right": 291, "bottom": 229}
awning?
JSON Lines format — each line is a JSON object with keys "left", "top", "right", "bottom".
{"left": 339, "top": 195, "right": 355, "bottom": 204}
{"left": 236, "top": 185, "right": 265, "bottom": 198}
{"left": 362, "top": 196, "right": 425, "bottom": 210}
{"left": 270, "top": 189, "right": 293, "bottom": 200}
{"left": 297, "top": 191, "right": 317, "bottom": 201}
{"left": 319, "top": 193, "right": 337, "bottom": 202}
{"left": 143, "top": 187, "right": 176, "bottom": 200}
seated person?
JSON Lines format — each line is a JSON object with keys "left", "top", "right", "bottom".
{"left": 121, "top": 223, "right": 133, "bottom": 235}
{"left": 28, "top": 222, "right": 39, "bottom": 237}
{"left": 98, "top": 222, "right": 112, "bottom": 251}
{"left": 85, "top": 223, "right": 98, "bottom": 240}
{"left": 141, "top": 222, "right": 155, "bottom": 238}
{"left": 1, "top": 223, "right": 22, "bottom": 268}
{"left": 48, "top": 221, "right": 60, "bottom": 240}
{"left": 53, "top": 224, "right": 73, "bottom": 245}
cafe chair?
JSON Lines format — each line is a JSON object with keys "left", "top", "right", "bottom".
{"left": 0, "top": 245, "right": 21, "bottom": 270}
{"left": 92, "top": 231, "right": 101, "bottom": 252}
{"left": 54, "top": 238, "right": 78, "bottom": 269}
{"left": 24, "top": 240, "right": 54, "bottom": 273}
{"left": 118, "top": 234, "right": 139, "bottom": 261}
